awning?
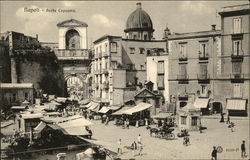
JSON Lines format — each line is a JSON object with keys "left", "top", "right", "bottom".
{"left": 79, "top": 99, "right": 90, "bottom": 105}
{"left": 98, "top": 107, "right": 110, "bottom": 114}
{"left": 57, "top": 118, "right": 93, "bottom": 128}
{"left": 226, "top": 99, "right": 246, "bottom": 110}
{"left": 88, "top": 102, "right": 100, "bottom": 112}
{"left": 152, "top": 112, "right": 173, "bottom": 119}
{"left": 34, "top": 121, "right": 47, "bottom": 132}
{"left": 109, "top": 104, "right": 123, "bottom": 111}
{"left": 61, "top": 127, "right": 90, "bottom": 136}
{"left": 11, "top": 106, "right": 27, "bottom": 110}
{"left": 112, "top": 107, "right": 131, "bottom": 115}
{"left": 123, "top": 103, "right": 152, "bottom": 115}
{"left": 56, "top": 97, "right": 67, "bottom": 103}
{"left": 22, "top": 100, "right": 30, "bottom": 105}
{"left": 193, "top": 98, "right": 210, "bottom": 109}
{"left": 86, "top": 102, "right": 93, "bottom": 108}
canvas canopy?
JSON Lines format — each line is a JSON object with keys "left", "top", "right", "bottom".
{"left": 111, "top": 107, "right": 131, "bottom": 115}
{"left": 98, "top": 107, "right": 110, "bottom": 114}
{"left": 152, "top": 112, "right": 173, "bottom": 119}
{"left": 193, "top": 98, "right": 210, "bottom": 109}
{"left": 88, "top": 102, "right": 100, "bottom": 111}
{"left": 226, "top": 99, "right": 246, "bottom": 110}
{"left": 122, "top": 103, "right": 152, "bottom": 115}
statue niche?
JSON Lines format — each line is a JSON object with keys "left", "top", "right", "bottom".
{"left": 65, "top": 29, "right": 80, "bottom": 49}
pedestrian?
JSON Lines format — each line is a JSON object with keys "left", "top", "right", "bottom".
{"left": 241, "top": 140, "right": 246, "bottom": 158}
{"left": 211, "top": 146, "right": 217, "bottom": 160}
{"left": 117, "top": 139, "right": 122, "bottom": 155}
{"left": 131, "top": 141, "right": 137, "bottom": 157}
{"left": 138, "top": 141, "right": 143, "bottom": 156}
{"left": 230, "top": 122, "right": 235, "bottom": 132}
{"left": 226, "top": 114, "right": 230, "bottom": 124}
{"left": 126, "top": 118, "right": 129, "bottom": 129}
{"left": 137, "top": 134, "right": 142, "bottom": 144}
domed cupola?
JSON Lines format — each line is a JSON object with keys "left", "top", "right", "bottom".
{"left": 124, "top": 3, "right": 154, "bottom": 40}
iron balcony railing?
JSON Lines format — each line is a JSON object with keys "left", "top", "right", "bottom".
{"left": 55, "top": 49, "right": 90, "bottom": 60}
{"left": 198, "top": 51, "right": 209, "bottom": 60}
{"left": 197, "top": 74, "right": 210, "bottom": 80}
{"left": 177, "top": 74, "right": 189, "bottom": 80}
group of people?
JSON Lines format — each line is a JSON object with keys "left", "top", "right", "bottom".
{"left": 117, "top": 134, "right": 143, "bottom": 157}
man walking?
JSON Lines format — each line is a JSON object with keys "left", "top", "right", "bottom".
{"left": 131, "top": 141, "right": 137, "bottom": 157}
{"left": 117, "top": 139, "right": 122, "bottom": 155}
{"left": 211, "top": 146, "right": 217, "bottom": 160}
{"left": 137, "top": 134, "right": 142, "bottom": 144}
{"left": 241, "top": 140, "right": 246, "bottom": 158}
{"left": 138, "top": 141, "right": 143, "bottom": 156}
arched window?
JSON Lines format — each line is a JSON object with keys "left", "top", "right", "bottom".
{"left": 65, "top": 29, "right": 80, "bottom": 49}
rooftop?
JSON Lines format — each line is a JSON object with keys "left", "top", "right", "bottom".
{"left": 93, "top": 34, "right": 122, "bottom": 44}
{"left": 219, "top": 3, "right": 250, "bottom": 15}
{"left": 168, "top": 30, "right": 221, "bottom": 40}
{"left": 0, "top": 83, "right": 33, "bottom": 89}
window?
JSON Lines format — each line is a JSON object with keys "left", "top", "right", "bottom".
{"left": 139, "top": 48, "right": 145, "bottom": 54}
{"left": 133, "top": 35, "right": 137, "bottom": 40}
{"left": 233, "top": 18, "right": 241, "bottom": 34}
{"left": 25, "top": 92, "right": 28, "bottom": 99}
{"left": 144, "top": 34, "right": 147, "bottom": 40}
{"left": 110, "top": 42, "right": 117, "bottom": 53}
{"left": 232, "top": 62, "right": 242, "bottom": 74}
{"left": 199, "top": 43, "right": 208, "bottom": 57}
{"left": 12, "top": 93, "right": 16, "bottom": 102}
{"left": 233, "top": 40, "right": 241, "bottom": 55}
{"left": 130, "top": 47, "right": 135, "bottom": 54}
{"left": 157, "top": 75, "right": 164, "bottom": 89}
{"left": 180, "top": 44, "right": 187, "bottom": 57}
{"left": 233, "top": 84, "right": 241, "bottom": 98}
{"left": 179, "top": 64, "right": 187, "bottom": 76}
{"left": 105, "top": 43, "right": 108, "bottom": 52}
{"left": 200, "top": 63, "right": 208, "bottom": 74}
{"left": 181, "top": 116, "right": 186, "bottom": 125}
{"left": 191, "top": 117, "right": 198, "bottom": 126}
{"left": 105, "top": 62, "right": 108, "bottom": 69}
{"left": 140, "top": 65, "right": 145, "bottom": 70}
{"left": 201, "top": 85, "right": 207, "bottom": 97}
{"left": 111, "top": 61, "right": 117, "bottom": 69}
{"left": 157, "top": 61, "right": 164, "bottom": 74}
{"left": 100, "top": 46, "right": 102, "bottom": 53}
{"left": 96, "top": 48, "right": 98, "bottom": 55}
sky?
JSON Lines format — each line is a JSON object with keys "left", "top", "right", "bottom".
{"left": 0, "top": 1, "right": 248, "bottom": 46}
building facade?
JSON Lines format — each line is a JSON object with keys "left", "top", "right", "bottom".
{"left": 218, "top": 4, "right": 250, "bottom": 115}
{"left": 166, "top": 25, "right": 222, "bottom": 114}
{"left": 91, "top": 3, "right": 166, "bottom": 106}
{"left": 0, "top": 83, "right": 34, "bottom": 106}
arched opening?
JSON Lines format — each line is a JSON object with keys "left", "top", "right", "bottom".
{"left": 212, "top": 102, "right": 222, "bottom": 114}
{"left": 65, "top": 29, "right": 80, "bottom": 49}
{"left": 65, "top": 76, "right": 84, "bottom": 100}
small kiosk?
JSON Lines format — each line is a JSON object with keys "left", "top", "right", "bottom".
{"left": 177, "top": 103, "right": 201, "bottom": 131}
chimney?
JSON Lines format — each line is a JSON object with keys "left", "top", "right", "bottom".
{"left": 211, "top": 24, "right": 216, "bottom": 31}
{"left": 136, "top": 2, "right": 142, "bottom": 9}
{"left": 36, "top": 34, "right": 38, "bottom": 40}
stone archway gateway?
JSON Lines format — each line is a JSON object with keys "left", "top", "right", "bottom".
{"left": 64, "top": 73, "right": 88, "bottom": 100}
{"left": 55, "top": 19, "right": 91, "bottom": 99}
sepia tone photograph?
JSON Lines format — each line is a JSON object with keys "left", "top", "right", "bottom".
{"left": 0, "top": 1, "right": 249, "bottom": 159}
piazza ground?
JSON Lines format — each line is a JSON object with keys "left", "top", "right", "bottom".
{"left": 1, "top": 117, "right": 249, "bottom": 159}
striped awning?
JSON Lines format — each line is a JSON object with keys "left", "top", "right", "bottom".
{"left": 98, "top": 107, "right": 110, "bottom": 114}
{"left": 123, "top": 103, "right": 152, "bottom": 115}
{"left": 226, "top": 99, "right": 246, "bottom": 110}
{"left": 194, "top": 98, "right": 210, "bottom": 109}
{"left": 88, "top": 102, "right": 100, "bottom": 112}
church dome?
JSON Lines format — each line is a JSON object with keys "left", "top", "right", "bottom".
{"left": 124, "top": 3, "right": 154, "bottom": 32}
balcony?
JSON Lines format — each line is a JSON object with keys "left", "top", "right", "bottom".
{"left": 231, "top": 52, "right": 244, "bottom": 62}
{"left": 55, "top": 49, "right": 90, "bottom": 60}
{"left": 103, "top": 52, "right": 109, "bottom": 57}
{"left": 178, "top": 55, "right": 188, "bottom": 61}
{"left": 197, "top": 74, "right": 210, "bottom": 83}
{"left": 102, "top": 69, "right": 109, "bottom": 74}
{"left": 102, "top": 82, "right": 109, "bottom": 90}
{"left": 230, "top": 73, "right": 244, "bottom": 83}
{"left": 177, "top": 74, "right": 189, "bottom": 84}
{"left": 178, "top": 93, "right": 188, "bottom": 100}
{"left": 198, "top": 52, "right": 209, "bottom": 60}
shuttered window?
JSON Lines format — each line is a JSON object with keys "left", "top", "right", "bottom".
{"left": 232, "top": 62, "right": 242, "bottom": 74}
{"left": 233, "top": 18, "right": 241, "bottom": 34}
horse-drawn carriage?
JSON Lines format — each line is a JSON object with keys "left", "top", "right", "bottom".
{"left": 149, "top": 126, "right": 175, "bottom": 140}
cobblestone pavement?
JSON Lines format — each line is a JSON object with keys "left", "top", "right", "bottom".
{"left": 89, "top": 118, "right": 249, "bottom": 160}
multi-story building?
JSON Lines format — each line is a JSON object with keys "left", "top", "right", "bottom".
{"left": 91, "top": 3, "right": 166, "bottom": 106}
{"left": 218, "top": 4, "right": 250, "bottom": 116}
{"left": 166, "top": 25, "right": 222, "bottom": 114}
